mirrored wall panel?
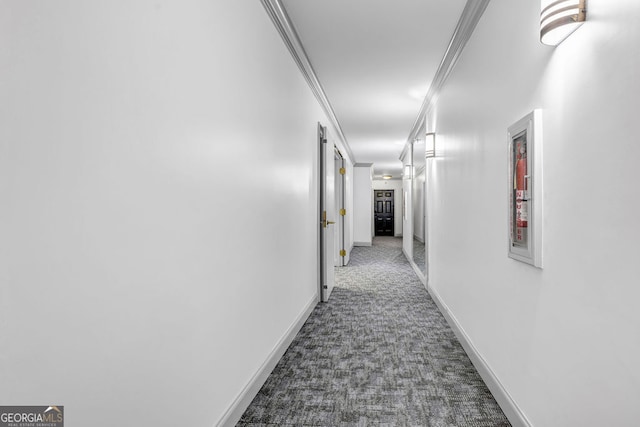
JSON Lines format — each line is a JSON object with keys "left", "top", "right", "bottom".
{"left": 412, "top": 137, "right": 426, "bottom": 275}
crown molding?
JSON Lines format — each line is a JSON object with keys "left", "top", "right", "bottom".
{"left": 402, "top": 0, "right": 492, "bottom": 157}
{"left": 261, "top": 0, "right": 355, "bottom": 164}
{"left": 399, "top": 141, "right": 412, "bottom": 164}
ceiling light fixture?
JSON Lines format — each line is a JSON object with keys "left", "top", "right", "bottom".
{"left": 540, "top": 0, "right": 586, "bottom": 46}
{"left": 382, "top": 175, "right": 393, "bottom": 180}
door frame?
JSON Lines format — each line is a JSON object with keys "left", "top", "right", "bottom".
{"left": 334, "top": 148, "right": 346, "bottom": 267}
{"left": 373, "top": 189, "right": 395, "bottom": 236}
{"left": 318, "top": 123, "right": 336, "bottom": 302}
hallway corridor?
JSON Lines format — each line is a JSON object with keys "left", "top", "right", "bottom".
{"left": 238, "top": 237, "right": 509, "bottom": 426}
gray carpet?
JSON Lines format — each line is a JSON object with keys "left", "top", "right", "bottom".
{"left": 237, "top": 236, "right": 510, "bottom": 426}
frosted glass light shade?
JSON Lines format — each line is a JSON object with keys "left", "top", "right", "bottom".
{"left": 540, "top": 0, "right": 586, "bottom": 46}
{"left": 425, "top": 133, "right": 436, "bottom": 158}
{"left": 403, "top": 165, "right": 412, "bottom": 179}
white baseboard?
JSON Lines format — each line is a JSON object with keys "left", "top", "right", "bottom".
{"left": 214, "top": 295, "right": 318, "bottom": 427}
{"left": 354, "top": 241, "right": 372, "bottom": 246}
{"left": 426, "top": 284, "right": 532, "bottom": 427}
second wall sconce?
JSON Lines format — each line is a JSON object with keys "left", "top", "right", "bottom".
{"left": 403, "top": 165, "right": 412, "bottom": 179}
{"left": 425, "top": 133, "right": 436, "bottom": 158}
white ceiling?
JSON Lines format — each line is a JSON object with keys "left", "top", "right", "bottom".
{"left": 282, "top": 0, "right": 467, "bottom": 179}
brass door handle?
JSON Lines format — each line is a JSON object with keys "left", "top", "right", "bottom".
{"left": 322, "top": 211, "right": 336, "bottom": 228}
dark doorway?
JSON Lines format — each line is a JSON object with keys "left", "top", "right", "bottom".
{"left": 374, "top": 190, "right": 394, "bottom": 236}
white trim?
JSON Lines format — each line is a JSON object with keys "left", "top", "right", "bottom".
{"left": 426, "top": 284, "right": 532, "bottom": 427}
{"left": 260, "top": 0, "right": 355, "bottom": 165}
{"left": 354, "top": 241, "right": 372, "bottom": 247}
{"left": 402, "top": 0, "right": 492, "bottom": 160}
{"left": 214, "top": 295, "right": 318, "bottom": 427}
{"left": 399, "top": 143, "right": 411, "bottom": 164}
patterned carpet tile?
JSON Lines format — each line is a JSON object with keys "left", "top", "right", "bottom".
{"left": 238, "top": 237, "right": 510, "bottom": 426}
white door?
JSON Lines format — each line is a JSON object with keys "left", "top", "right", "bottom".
{"left": 319, "top": 124, "right": 335, "bottom": 302}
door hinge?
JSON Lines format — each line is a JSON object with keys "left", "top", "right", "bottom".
{"left": 340, "top": 249, "right": 346, "bottom": 257}
{"left": 339, "top": 167, "right": 346, "bottom": 175}
{"left": 340, "top": 208, "right": 346, "bottom": 216}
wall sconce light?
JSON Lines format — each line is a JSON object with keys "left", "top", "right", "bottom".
{"left": 403, "top": 165, "right": 412, "bottom": 179}
{"left": 425, "top": 132, "right": 436, "bottom": 158}
{"left": 540, "top": 0, "right": 586, "bottom": 46}
{"left": 382, "top": 175, "right": 393, "bottom": 180}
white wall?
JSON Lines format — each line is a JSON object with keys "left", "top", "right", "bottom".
{"left": 428, "top": 0, "right": 640, "bottom": 426}
{"left": 372, "top": 179, "right": 403, "bottom": 237}
{"left": 353, "top": 165, "right": 373, "bottom": 245}
{"left": 0, "top": 2, "right": 344, "bottom": 426}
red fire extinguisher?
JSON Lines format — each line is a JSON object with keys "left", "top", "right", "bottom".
{"left": 514, "top": 141, "right": 528, "bottom": 243}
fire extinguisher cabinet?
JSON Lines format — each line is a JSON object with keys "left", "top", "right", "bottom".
{"left": 507, "top": 110, "right": 543, "bottom": 268}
